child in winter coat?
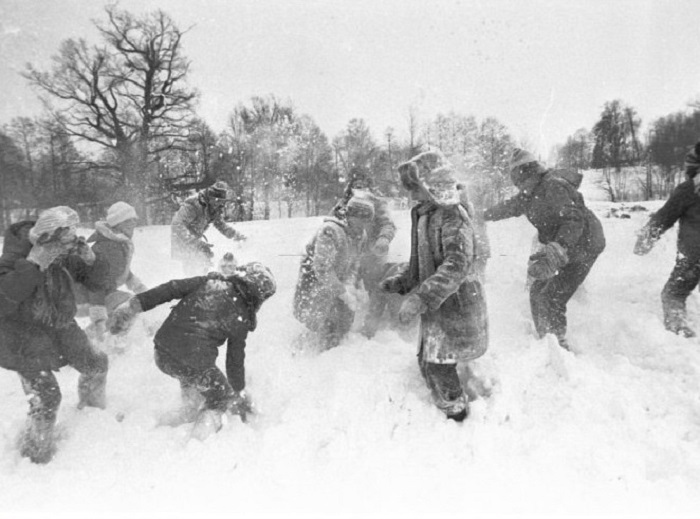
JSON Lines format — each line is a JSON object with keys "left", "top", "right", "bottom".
{"left": 109, "top": 256, "right": 276, "bottom": 439}
{"left": 331, "top": 172, "right": 398, "bottom": 338}
{"left": 0, "top": 207, "right": 109, "bottom": 463}
{"left": 634, "top": 141, "right": 700, "bottom": 337}
{"left": 293, "top": 193, "right": 375, "bottom": 350}
{"left": 83, "top": 201, "right": 148, "bottom": 340}
{"left": 484, "top": 149, "right": 606, "bottom": 351}
{"left": 171, "top": 181, "right": 246, "bottom": 276}
{"left": 383, "top": 150, "right": 489, "bottom": 421}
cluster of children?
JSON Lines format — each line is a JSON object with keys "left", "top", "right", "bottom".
{"left": 3, "top": 138, "right": 699, "bottom": 464}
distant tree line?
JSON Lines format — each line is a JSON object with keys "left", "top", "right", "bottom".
{"left": 0, "top": 5, "right": 521, "bottom": 233}
{"left": 554, "top": 99, "right": 700, "bottom": 202}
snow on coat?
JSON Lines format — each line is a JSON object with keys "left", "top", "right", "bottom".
{"left": 136, "top": 274, "right": 266, "bottom": 391}
{"left": 389, "top": 202, "right": 489, "bottom": 364}
{"left": 0, "top": 221, "right": 103, "bottom": 372}
{"left": 484, "top": 170, "right": 606, "bottom": 263}
{"left": 293, "top": 217, "right": 365, "bottom": 331}
{"left": 171, "top": 194, "right": 243, "bottom": 260}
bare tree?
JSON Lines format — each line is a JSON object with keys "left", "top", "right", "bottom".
{"left": 24, "top": 6, "right": 197, "bottom": 217}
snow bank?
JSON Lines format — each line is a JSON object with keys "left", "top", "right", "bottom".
{"left": 1, "top": 206, "right": 699, "bottom": 518}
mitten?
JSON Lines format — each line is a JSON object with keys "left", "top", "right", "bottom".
{"left": 527, "top": 242, "right": 568, "bottom": 280}
{"left": 108, "top": 297, "right": 143, "bottom": 335}
{"left": 73, "top": 237, "right": 96, "bottom": 265}
{"left": 127, "top": 275, "right": 148, "bottom": 294}
{"left": 381, "top": 275, "right": 404, "bottom": 294}
{"left": 198, "top": 241, "right": 214, "bottom": 258}
{"left": 633, "top": 223, "right": 658, "bottom": 256}
{"left": 228, "top": 390, "right": 254, "bottom": 422}
{"left": 371, "top": 237, "right": 390, "bottom": 257}
{"left": 398, "top": 293, "right": 427, "bottom": 324}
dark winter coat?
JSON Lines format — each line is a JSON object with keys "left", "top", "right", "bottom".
{"left": 293, "top": 217, "right": 365, "bottom": 330}
{"left": 171, "top": 194, "right": 243, "bottom": 260}
{"left": 135, "top": 275, "right": 261, "bottom": 391}
{"left": 646, "top": 179, "right": 700, "bottom": 261}
{"left": 484, "top": 170, "right": 606, "bottom": 263}
{"left": 0, "top": 221, "right": 103, "bottom": 373}
{"left": 389, "top": 202, "right": 489, "bottom": 363}
{"left": 85, "top": 222, "right": 145, "bottom": 307}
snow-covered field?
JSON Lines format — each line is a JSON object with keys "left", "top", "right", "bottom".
{"left": 2, "top": 187, "right": 700, "bottom": 518}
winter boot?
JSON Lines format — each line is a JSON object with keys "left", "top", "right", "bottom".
{"left": 190, "top": 409, "right": 224, "bottom": 441}
{"left": 158, "top": 385, "right": 205, "bottom": 427}
{"left": 662, "top": 293, "right": 696, "bottom": 338}
{"left": 19, "top": 416, "right": 57, "bottom": 464}
{"left": 77, "top": 372, "right": 107, "bottom": 410}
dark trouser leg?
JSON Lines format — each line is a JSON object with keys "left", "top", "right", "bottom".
{"left": 55, "top": 322, "right": 109, "bottom": 409}
{"left": 155, "top": 349, "right": 233, "bottom": 412}
{"left": 319, "top": 298, "right": 355, "bottom": 350}
{"left": 417, "top": 341, "right": 467, "bottom": 421}
{"left": 661, "top": 255, "right": 700, "bottom": 337}
{"left": 18, "top": 370, "right": 62, "bottom": 463}
{"left": 529, "top": 256, "right": 596, "bottom": 347}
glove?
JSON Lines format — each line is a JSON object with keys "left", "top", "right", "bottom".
{"left": 108, "top": 297, "right": 143, "bottom": 335}
{"left": 633, "top": 223, "right": 658, "bottom": 256}
{"left": 398, "top": 293, "right": 427, "bottom": 324}
{"left": 73, "top": 237, "right": 96, "bottom": 265}
{"left": 228, "top": 390, "right": 254, "bottom": 422}
{"left": 26, "top": 241, "right": 69, "bottom": 271}
{"left": 371, "top": 237, "right": 390, "bottom": 256}
{"left": 381, "top": 275, "right": 404, "bottom": 294}
{"left": 528, "top": 242, "right": 568, "bottom": 280}
{"left": 197, "top": 241, "right": 214, "bottom": 258}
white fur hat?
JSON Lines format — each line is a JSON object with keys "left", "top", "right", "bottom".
{"left": 106, "top": 201, "right": 138, "bottom": 227}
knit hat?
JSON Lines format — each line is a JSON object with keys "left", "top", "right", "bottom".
{"left": 346, "top": 193, "right": 375, "bottom": 220}
{"left": 29, "top": 206, "right": 80, "bottom": 245}
{"left": 106, "top": 201, "right": 138, "bottom": 227}
{"left": 240, "top": 262, "right": 277, "bottom": 302}
{"left": 219, "top": 252, "right": 238, "bottom": 276}
{"left": 510, "top": 148, "right": 539, "bottom": 171}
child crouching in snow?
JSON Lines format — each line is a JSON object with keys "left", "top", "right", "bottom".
{"left": 108, "top": 254, "right": 276, "bottom": 439}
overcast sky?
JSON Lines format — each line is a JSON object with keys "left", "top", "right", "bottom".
{"left": 1, "top": 0, "right": 699, "bottom": 158}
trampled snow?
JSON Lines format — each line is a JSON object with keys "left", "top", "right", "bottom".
{"left": 1, "top": 196, "right": 700, "bottom": 518}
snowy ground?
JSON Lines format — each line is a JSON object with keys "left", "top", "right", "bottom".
{"left": 2, "top": 191, "right": 700, "bottom": 518}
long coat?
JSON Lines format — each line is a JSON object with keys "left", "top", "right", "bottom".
{"left": 390, "top": 203, "right": 489, "bottom": 364}
{"left": 644, "top": 179, "right": 700, "bottom": 261}
{"left": 484, "top": 170, "right": 606, "bottom": 263}
{"left": 0, "top": 221, "right": 103, "bottom": 373}
{"left": 171, "top": 194, "right": 243, "bottom": 260}
{"left": 293, "top": 217, "right": 365, "bottom": 331}
{"left": 135, "top": 275, "right": 262, "bottom": 391}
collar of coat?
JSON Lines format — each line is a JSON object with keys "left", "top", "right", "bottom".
{"left": 89, "top": 221, "right": 131, "bottom": 244}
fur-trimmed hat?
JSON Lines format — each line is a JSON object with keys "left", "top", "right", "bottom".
{"left": 345, "top": 192, "right": 375, "bottom": 220}
{"left": 29, "top": 206, "right": 79, "bottom": 245}
{"left": 106, "top": 201, "right": 138, "bottom": 227}
{"left": 398, "top": 149, "right": 458, "bottom": 203}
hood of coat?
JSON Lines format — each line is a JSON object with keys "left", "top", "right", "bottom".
{"left": 88, "top": 221, "right": 131, "bottom": 244}
{"left": 0, "top": 220, "right": 36, "bottom": 265}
